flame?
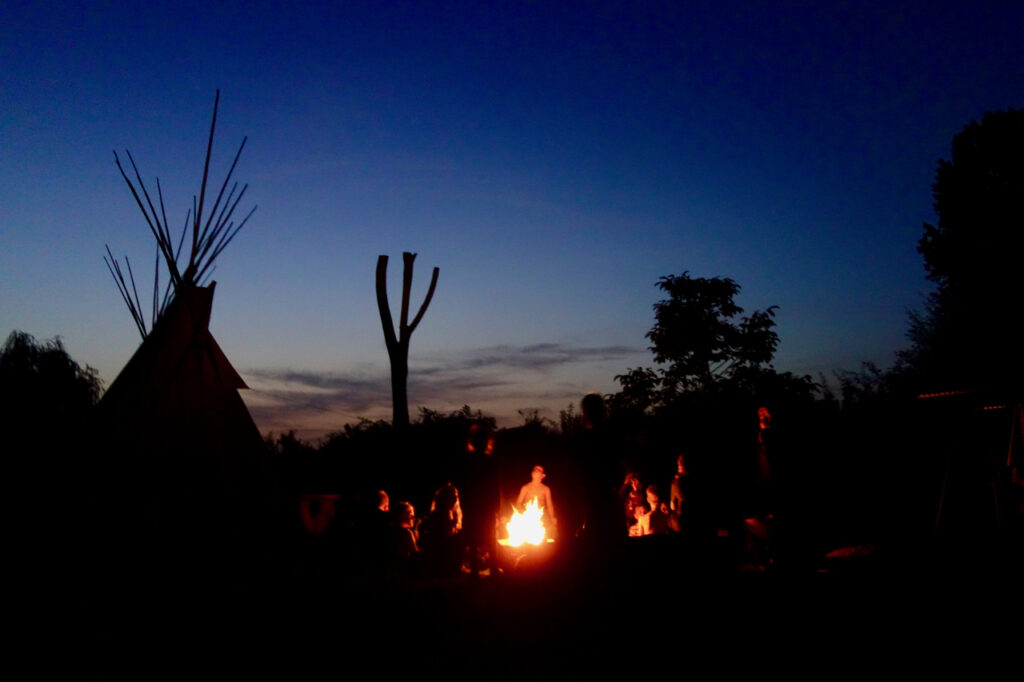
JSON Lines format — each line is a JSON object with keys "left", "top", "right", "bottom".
{"left": 506, "top": 497, "right": 546, "bottom": 547}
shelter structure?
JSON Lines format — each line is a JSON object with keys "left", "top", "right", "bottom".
{"left": 94, "top": 92, "right": 274, "bottom": 565}
{"left": 96, "top": 284, "right": 272, "bottom": 547}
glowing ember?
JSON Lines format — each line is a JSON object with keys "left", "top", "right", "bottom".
{"left": 506, "top": 497, "right": 546, "bottom": 547}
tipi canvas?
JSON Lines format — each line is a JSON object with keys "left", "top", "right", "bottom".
{"left": 94, "top": 92, "right": 274, "bottom": 565}
{"left": 97, "top": 283, "right": 271, "bottom": 547}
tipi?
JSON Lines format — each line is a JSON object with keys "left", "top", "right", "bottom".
{"left": 95, "top": 92, "right": 273, "bottom": 556}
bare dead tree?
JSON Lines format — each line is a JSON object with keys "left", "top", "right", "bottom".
{"left": 376, "top": 252, "right": 439, "bottom": 429}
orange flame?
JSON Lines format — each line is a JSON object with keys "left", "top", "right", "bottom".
{"left": 506, "top": 497, "right": 546, "bottom": 547}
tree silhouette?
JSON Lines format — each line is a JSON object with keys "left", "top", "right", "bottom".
{"left": 647, "top": 273, "right": 779, "bottom": 394}
{"left": 612, "top": 271, "right": 813, "bottom": 411}
{"left": 0, "top": 331, "right": 102, "bottom": 428}
{"left": 1, "top": 330, "right": 102, "bottom": 496}
{"left": 375, "top": 252, "right": 439, "bottom": 430}
{"left": 902, "top": 109, "right": 1023, "bottom": 394}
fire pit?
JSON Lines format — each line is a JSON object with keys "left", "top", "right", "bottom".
{"left": 496, "top": 497, "right": 555, "bottom": 571}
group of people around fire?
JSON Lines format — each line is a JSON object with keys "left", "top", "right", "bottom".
{"left": 619, "top": 453, "right": 690, "bottom": 537}
{"left": 300, "top": 393, "right": 774, "bottom": 578}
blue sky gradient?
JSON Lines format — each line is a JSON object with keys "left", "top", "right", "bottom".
{"left": 3, "top": 2, "right": 1021, "bottom": 437}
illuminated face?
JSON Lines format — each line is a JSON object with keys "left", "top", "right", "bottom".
{"left": 399, "top": 503, "right": 415, "bottom": 527}
{"left": 531, "top": 466, "right": 545, "bottom": 482}
{"left": 467, "top": 437, "right": 495, "bottom": 456}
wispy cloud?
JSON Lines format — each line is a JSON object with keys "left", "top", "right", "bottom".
{"left": 241, "top": 342, "right": 642, "bottom": 438}
{"left": 421, "top": 343, "right": 637, "bottom": 373}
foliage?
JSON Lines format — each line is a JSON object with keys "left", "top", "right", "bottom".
{"left": 902, "top": 109, "right": 1023, "bottom": 394}
{"left": 611, "top": 272, "right": 814, "bottom": 412}
{"left": 917, "top": 110, "right": 1023, "bottom": 292}
{"left": 265, "top": 429, "right": 316, "bottom": 457}
{"left": 834, "top": 362, "right": 891, "bottom": 409}
{"left": 1, "top": 331, "right": 103, "bottom": 505}
{"left": 272, "top": 404, "right": 500, "bottom": 500}
{"left": 0, "top": 330, "right": 102, "bottom": 423}
{"left": 608, "top": 367, "right": 659, "bottom": 414}
{"left": 415, "top": 404, "right": 494, "bottom": 431}
{"left": 517, "top": 408, "right": 555, "bottom": 430}
{"left": 897, "top": 109, "right": 1024, "bottom": 391}
{"left": 647, "top": 273, "right": 779, "bottom": 394}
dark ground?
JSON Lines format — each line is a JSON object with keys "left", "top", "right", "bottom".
{"left": 67, "top": 531, "right": 1021, "bottom": 677}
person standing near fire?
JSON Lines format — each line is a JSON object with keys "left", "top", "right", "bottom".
{"left": 461, "top": 422, "right": 500, "bottom": 576}
{"left": 516, "top": 465, "right": 557, "bottom": 536}
{"left": 669, "top": 453, "right": 690, "bottom": 533}
{"left": 576, "top": 392, "right": 621, "bottom": 542}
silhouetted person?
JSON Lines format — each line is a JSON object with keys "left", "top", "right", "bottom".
{"left": 669, "top": 453, "right": 690, "bottom": 533}
{"left": 299, "top": 494, "right": 338, "bottom": 538}
{"left": 576, "top": 393, "right": 621, "bottom": 543}
{"left": 743, "top": 407, "right": 775, "bottom": 568}
{"left": 394, "top": 500, "right": 419, "bottom": 560}
{"left": 619, "top": 472, "right": 644, "bottom": 535}
{"left": 359, "top": 489, "right": 395, "bottom": 573}
{"left": 756, "top": 407, "right": 773, "bottom": 492}
{"left": 631, "top": 486, "right": 670, "bottom": 536}
{"left": 461, "top": 423, "right": 499, "bottom": 576}
{"left": 419, "top": 482, "right": 462, "bottom": 577}
{"left": 632, "top": 500, "right": 651, "bottom": 536}
{"left": 645, "top": 485, "right": 671, "bottom": 535}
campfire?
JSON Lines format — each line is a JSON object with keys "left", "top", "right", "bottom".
{"left": 503, "top": 497, "right": 547, "bottom": 547}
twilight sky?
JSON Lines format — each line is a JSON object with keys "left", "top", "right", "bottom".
{"left": 2, "top": 2, "right": 1021, "bottom": 438}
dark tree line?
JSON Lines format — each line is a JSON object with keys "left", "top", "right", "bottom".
{"left": 900, "top": 109, "right": 1023, "bottom": 398}
{"left": 1, "top": 331, "right": 104, "bottom": 557}
{"left": 0, "top": 331, "right": 102, "bottom": 447}
{"left": 834, "top": 110, "right": 1023, "bottom": 409}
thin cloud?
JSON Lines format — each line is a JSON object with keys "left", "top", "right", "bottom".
{"left": 417, "top": 342, "right": 638, "bottom": 373}
{"left": 242, "top": 342, "right": 643, "bottom": 437}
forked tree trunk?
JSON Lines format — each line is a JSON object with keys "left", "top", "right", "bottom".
{"left": 376, "top": 252, "right": 439, "bottom": 430}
